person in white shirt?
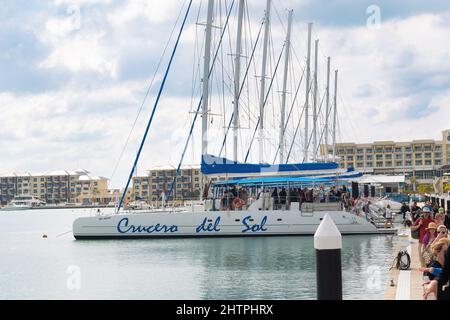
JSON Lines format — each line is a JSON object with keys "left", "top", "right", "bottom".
{"left": 384, "top": 204, "right": 394, "bottom": 228}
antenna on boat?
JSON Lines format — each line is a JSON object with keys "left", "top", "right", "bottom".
{"left": 279, "top": 9, "right": 293, "bottom": 164}
{"left": 258, "top": 0, "right": 271, "bottom": 164}
{"left": 312, "top": 39, "right": 319, "bottom": 162}
{"left": 233, "top": 0, "right": 245, "bottom": 163}
{"left": 324, "top": 56, "right": 331, "bottom": 161}
{"left": 304, "top": 22, "right": 312, "bottom": 163}
{"left": 201, "top": 0, "right": 215, "bottom": 158}
{"left": 332, "top": 69, "right": 338, "bottom": 162}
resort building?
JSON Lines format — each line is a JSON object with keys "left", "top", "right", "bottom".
{"left": 132, "top": 165, "right": 203, "bottom": 203}
{"left": 320, "top": 129, "right": 450, "bottom": 184}
{"left": 0, "top": 169, "right": 112, "bottom": 205}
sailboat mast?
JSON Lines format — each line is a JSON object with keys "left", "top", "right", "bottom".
{"left": 279, "top": 9, "right": 293, "bottom": 164}
{"left": 324, "top": 56, "right": 331, "bottom": 159}
{"left": 332, "top": 69, "right": 338, "bottom": 161}
{"left": 303, "top": 22, "right": 312, "bottom": 162}
{"left": 312, "top": 39, "right": 318, "bottom": 161}
{"left": 233, "top": 0, "right": 245, "bottom": 162}
{"left": 202, "top": 0, "right": 215, "bottom": 157}
{"left": 259, "top": 0, "right": 271, "bottom": 164}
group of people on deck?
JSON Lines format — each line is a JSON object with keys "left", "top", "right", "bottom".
{"left": 218, "top": 184, "right": 351, "bottom": 211}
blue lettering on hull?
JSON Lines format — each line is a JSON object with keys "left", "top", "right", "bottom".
{"left": 242, "top": 216, "right": 268, "bottom": 233}
{"left": 196, "top": 217, "right": 221, "bottom": 233}
{"left": 117, "top": 218, "right": 178, "bottom": 234}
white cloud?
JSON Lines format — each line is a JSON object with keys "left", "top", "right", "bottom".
{"left": 108, "top": 0, "right": 182, "bottom": 26}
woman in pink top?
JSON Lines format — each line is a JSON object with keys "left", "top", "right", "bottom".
{"left": 412, "top": 207, "right": 435, "bottom": 267}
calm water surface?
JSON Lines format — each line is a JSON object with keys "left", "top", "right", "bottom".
{"left": 0, "top": 208, "right": 405, "bottom": 300}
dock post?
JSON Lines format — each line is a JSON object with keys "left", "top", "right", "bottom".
{"left": 314, "top": 214, "right": 342, "bottom": 300}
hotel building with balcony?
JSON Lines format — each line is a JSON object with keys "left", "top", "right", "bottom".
{"left": 319, "top": 129, "right": 450, "bottom": 184}
{"left": 0, "top": 169, "right": 112, "bottom": 205}
{"left": 133, "top": 165, "right": 203, "bottom": 203}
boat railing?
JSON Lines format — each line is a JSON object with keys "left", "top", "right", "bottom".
{"left": 300, "top": 202, "right": 342, "bottom": 213}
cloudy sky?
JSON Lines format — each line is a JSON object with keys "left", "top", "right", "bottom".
{"left": 1, "top": 0, "right": 450, "bottom": 188}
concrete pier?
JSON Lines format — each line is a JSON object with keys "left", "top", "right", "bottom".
{"left": 384, "top": 236, "right": 429, "bottom": 300}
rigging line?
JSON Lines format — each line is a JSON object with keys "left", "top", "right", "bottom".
{"left": 218, "top": 2, "right": 228, "bottom": 158}
{"left": 302, "top": 89, "right": 327, "bottom": 163}
{"left": 117, "top": 0, "right": 193, "bottom": 211}
{"left": 338, "top": 92, "right": 360, "bottom": 144}
{"left": 244, "top": 41, "right": 285, "bottom": 163}
{"left": 190, "top": 1, "right": 204, "bottom": 111}
{"left": 168, "top": 0, "right": 236, "bottom": 201}
{"left": 108, "top": 0, "right": 188, "bottom": 186}
{"left": 272, "top": 67, "right": 305, "bottom": 164}
{"left": 285, "top": 78, "right": 314, "bottom": 163}
{"left": 218, "top": 15, "right": 265, "bottom": 158}
{"left": 312, "top": 93, "right": 330, "bottom": 158}
{"left": 215, "top": 67, "right": 277, "bottom": 143}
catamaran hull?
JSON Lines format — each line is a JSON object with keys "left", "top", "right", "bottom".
{"left": 1, "top": 206, "right": 32, "bottom": 211}
{"left": 73, "top": 209, "right": 395, "bottom": 239}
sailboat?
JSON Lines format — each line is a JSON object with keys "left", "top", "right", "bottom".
{"left": 73, "top": 0, "right": 395, "bottom": 239}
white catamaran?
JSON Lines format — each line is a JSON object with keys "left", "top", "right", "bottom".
{"left": 73, "top": 0, "right": 395, "bottom": 239}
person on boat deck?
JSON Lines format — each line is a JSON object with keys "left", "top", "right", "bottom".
{"left": 239, "top": 188, "right": 248, "bottom": 206}
{"left": 299, "top": 188, "right": 306, "bottom": 204}
{"left": 288, "top": 188, "right": 298, "bottom": 204}
{"left": 305, "top": 189, "right": 313, "bottom": 203}
{"left": 318, "top": 187, "right": 326, "bottom": 203}
{"left": 271, "top": 188, "right": 279, "bottom": 210}
{"left": 412, "top": 207, "right": 435, "bottom": 267}
{"left": 225, "top": 189, "right": 234, "bottom": 210}
{"left": 231, "top": 187, "right": 238, "bottom": 198}
{"left": 335, "top": 187, "right": 342, "bottom": 199}
{"left": 328, "top": 187, "right": 336, "bottom": 202}
{"left": 279, "top": 188, "right": 287, "bottom": 208}
{"left": 344, "top": 194, "right": 351, "bottom": 211}
{"left": 423, "top": 239, "right": 450, "bottom": 300}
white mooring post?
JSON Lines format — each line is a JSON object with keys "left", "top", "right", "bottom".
{"left": 314, "top": 214, "right": 343, "bottom": 300}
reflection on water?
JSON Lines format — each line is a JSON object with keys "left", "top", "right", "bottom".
{"left": 0, "top": 209, "right": 401, "bottom": 299}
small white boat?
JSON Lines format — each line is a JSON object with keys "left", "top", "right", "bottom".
{"left": 1, "top": 195, "right": 46, "bottom": 211}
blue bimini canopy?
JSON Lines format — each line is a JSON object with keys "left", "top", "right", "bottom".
{"left": 212, "top": 171, "right": 363, "bottom": 188}
{"left": 201, "top": 154, "right": 339, "bottom": 176}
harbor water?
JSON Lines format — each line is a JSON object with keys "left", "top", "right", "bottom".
{"left": 0, "top": 208, "right": 401, "bottom": 300}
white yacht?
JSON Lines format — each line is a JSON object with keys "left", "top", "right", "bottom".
{"left": 2, "top": 195, "right": 46, "bottom": 211}
{"left": 73, "top": 160, "right": 396, "bottom": 239}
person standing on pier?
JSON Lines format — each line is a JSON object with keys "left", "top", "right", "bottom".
{"left": 400, "top": 202, "right": 410, "bottom": 224}
{"left": 411, "top": 202, "right": 421, "bottom": 222}
{"left": 412, "top": 207, "right": 435, "bottom": 267}
{"left": 384, "top": 205, "right": 394, "bottom": 229}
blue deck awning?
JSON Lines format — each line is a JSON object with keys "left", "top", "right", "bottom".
{"left": 201, "top": 154, "right": 339, "bottom": 175}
